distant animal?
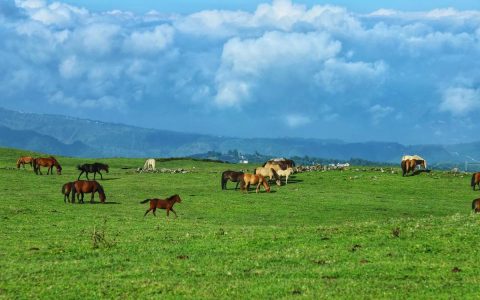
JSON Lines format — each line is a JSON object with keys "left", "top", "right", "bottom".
{"left": 16, "top": 156, "right": 34, "bottom": 169}
{"left": 71, "top": 180, "right": 106, "bottom": 204}
{"left": 61, "top": 182, "right": 74, "bottom": 203}
{"left": 240, "top": 174, "right": 270, "bottom": 193}
{"left": 143, "top": 158, "right": 156, "bottom": 171}
{"left": 77, "top": 163, "right": 109, "bottom": 180}
{"left": 254, "top": 167, "right": 281, "bottom": 186}
{"left": 262, "top": 158, "right": 295, "bottom": 170}
{"left": 276, "top": 167, "right": 294, "bottom": 184}
{"left": 33, "top": 157, "right": 62, "bottom": 175}
{"left": 472, "top": 198, "right": 480, "bottom": 213}
{"left": 140, "top": 194, "right": 182, "bottom": 217}
{"left": 471, "top": 172, "right": 480, "bottom": 190}
{"left": 401, "top": 156, "right": 427, "bottom": 176}
{"left": 221, "top": 170, "right": 244, "bottom": 190}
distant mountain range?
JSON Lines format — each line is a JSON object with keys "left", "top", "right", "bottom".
{"left": 0, "top": 107, "right": 478, "bottom": 166}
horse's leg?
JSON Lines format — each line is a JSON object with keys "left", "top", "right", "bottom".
{"left": 256, "top": 182, "right": 261, "bottom": 193}
{"left": 93, "top": 172, "right": 96, "bottom": 180}
{"left": 144, "top": 209, "right": 151, "bottom": 216}
{"left": 78, "top": 171, "right": 84, "bottom": 180}
{"left": 86, "top": 172, "right": 90, "bottom": 180}
{"left": 170, "top": 208, "right": 178, "bottom": 218}
{"left": 286, "top": 175, "right": 288, "bottom": 184}
{"left": 235, "top": 181, "right": 240, "bottom": 190}
{"left": 99, "top": 171, "right": 103, "bottom": 180}
{"left": 81, "top": 193, "right": 85, "bottom": 204}
{"left": 152, "top": 208, "right": 157, "bottom": 216}
{"left": 91, "top": 192, "right": 95, "bottom": 203}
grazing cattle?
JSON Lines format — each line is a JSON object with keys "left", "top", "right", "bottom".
{"left": 221, "top": 170, "right": 244, "bottom": 190}
{"left": 33, "top": 157, "right": 62, "bottom": 175}
{"left": 254, "top": 167, "right": 281, "bottom": 186}
{"left": 276, "top": 167, "right": 294, "bottom": 184}
{"left": 61, "top": 182, "right": 74, "bottom": 203}
{"left": 77, "top": 163, "right": 109, "bottom": 180}
{"left": 140, "top": 194, "right": 182, "bottom": 217}
{"left": 16, "top": 156, "right": 34, "bottom": 169}
{"left": 240, "top": 174, "right": 270, "bottom": 193}
{"left": 143, "top": 159, "right": 156, "bottom": 171}
{"left": 71, "top": 180, "right": 106, "bottom": 204}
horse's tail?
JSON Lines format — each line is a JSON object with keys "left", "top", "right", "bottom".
{"left": 61, "top": 184, "right": 66, "bottom": 195}
{"left": 16, "top": 158, "right": 21, "bottom": 169}
{"left": 140, "top": 199, "right": 150, "bottom": 204}
{"left": 472, "top": 199, "right": 479, "bottom": 211}
{"left": 221, "top": 174, "right": 226, "bottom": 189}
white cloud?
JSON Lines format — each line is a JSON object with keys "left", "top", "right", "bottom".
{"left": 124, "top": 25, "right": 174, "bottom": 54}
{"left": 440, "top": 87, "right": 480, "bottom": 115}
{"left": 369, "top": 104, "right": 394, "bottom": 124}
{"left": 286, "top": 114, "right": 311, "bottom": 127}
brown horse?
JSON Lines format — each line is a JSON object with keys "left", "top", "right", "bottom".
{"left": 240, "top": 173, "right": 270, "bottom": 193}
{"left": 221, "top": 170, "right": 244, "bottom": 190}
{"left": 71, "top": 180, "right": 106, "bottom": 203}
{"left": 16, "top": 156, "right": 34, "bottom": 169}
{"left": 401, "top": 159, "right": 426, "bottom": 176}
{"left": 140, "top": 194, "right": 182, "bottom": 217}
{"left": 472, "top": 198, "right": 480, "bottom": 213}
{"left": 254, "top": 167, "right": 281, "bottom": 186}
{"left": 471, "top": 173, "right": 480, "bottom": 190}
{"left": 61, "top": 182, "right": 74, "bottom": 203}
{"left": 33, "top": 157, "right": 62, "bottom": 175}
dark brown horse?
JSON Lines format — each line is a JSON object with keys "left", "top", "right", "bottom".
{"left": 61, "top": 182, "right": 74, "bottom": 203}
{"left": 33, "top": 157, "right": 62, "bottom": 175}
{"left": 221, "top": 170, "right": 244, "bottom": 190}
{"left": 471, "top": 173, "right": 480, "bottom": 190}
{"left": 240, "top": 173, "right": 270, "bottom": 193}
{"left": 16, "top": 156, "right": 34, "bottom": 169}
{"left": 71, "top": 180, "right": 106, "bottom": 203}
{"left": 472, "top": 198, "right": 480, "bottom": 213}
{"left": 140, "top": 194, "right": 182, "bottom": 217}
{"left": 77, "top": 162, "right": 109, "bottom": 180}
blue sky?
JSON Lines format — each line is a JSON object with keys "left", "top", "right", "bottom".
{"left": 1, "top": 0, "right": 480, "bottom": 144}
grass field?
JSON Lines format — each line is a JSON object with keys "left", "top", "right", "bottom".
{"left": 1, "top": 147, "right": 479, "bottom": 299}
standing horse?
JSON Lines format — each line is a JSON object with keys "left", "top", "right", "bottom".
{"left": 140, "top": 194, "right": 182, "bottom": 217}
{"left": 143, "top": 159, "right": 156, "bottom": 171}
{"left": 33, "top": 157, "right": 62, "bottom": 175}
{"left": 472, "top": 198, "right": 480, "bottom": 213}
{"left": 61, "top": 182, "right": 74, "bottom": 203}
{"left": 276, "top": 167, "right": 294, "bottom": 184}
{"left": 262, "top": 158, "right": 295, "bottom": 170}
{"left": 240, "top": 174, "right": 270, "bottom": 193}
{"left": 221, "top": 170, "right": 244, "bottom": 190}
{"left": 71, "top": 180, "right": 106, "bottom": 203}
{"left": 254, "top": 167, "right": 281, "bottom": 186}
{"left": 401, "top": 158, "right": 426, "bottom": 176}
{"left": 77, "top": 163, "right": 109, "bottom": 180}
{"left": 471, "top": 172, "right": 480, "bottom": 190}
{"left": 16, "top": 156, "right": 34, "bottom": 169}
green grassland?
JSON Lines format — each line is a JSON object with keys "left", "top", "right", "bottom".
{"left": 0, "top": 147, "right": 479, "bottom": 299}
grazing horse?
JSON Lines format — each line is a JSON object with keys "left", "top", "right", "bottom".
{"left": 16, "top": 156, "right": 34, "bottom": 169}
{"left": 276, "top": 167, "right": 294, "bottom": 184}
{"left": 71, "top": 180, "right": 106, "bottom": 203}
{"left": 33, "top": 157, "right": 62, "bottom": 175}
{"left": 61, "top": 182, "right": 74, "bottom": 203}
{"left": 262, "top": 158, "right": 295, "bottom": 170}
{"left": 401, "top": 157, "right": 427, "bottom": 176}
{"left": 240, "top": 174, "right": 270, "bottom": 193}
{"left": 471, "top": 173, "right": 480, "bottom": 190}
{"left": 254, "top": 167, "right": 281, "bottom": 186}
{"left": 221, "top": 170, "right": 244, "bottom": 190}
{"left": 143, "top": 158, "right": 156, "bottom": 171}
{"left": 77, "top": 163, "right": 109, "bottom": 180}
{"left": 473, "top": 198, "right": 480, "bottom": 213}
{"left": 140, "top": 194, "right": 182, "bottom": 217}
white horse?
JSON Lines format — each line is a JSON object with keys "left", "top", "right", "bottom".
{"left": 255, "top": 167, "right": 281, "bottom": 186}
{"left": 276, "top": 167, "right": 294, "bottom": 184}
{"left": 143, "top": 158, "right": 156, "bottom": 171}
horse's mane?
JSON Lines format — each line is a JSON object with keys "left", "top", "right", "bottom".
{"left": 167, "top": 194, "right": 179, "bottom": 201}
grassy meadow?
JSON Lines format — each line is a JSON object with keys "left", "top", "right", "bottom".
{"left": 0, "top": 147, "right": 479, "bottom": 299}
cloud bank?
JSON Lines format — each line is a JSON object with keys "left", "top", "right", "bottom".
{"left": 1, "top": 0, "right": 480, "bottom": 143}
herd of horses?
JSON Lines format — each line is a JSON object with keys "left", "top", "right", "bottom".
{"left": 15, "top": 153, "right": 480, "bottom": 215}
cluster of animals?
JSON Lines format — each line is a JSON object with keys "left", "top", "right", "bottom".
{"left": 221, "top": 158, "right": 295, "bottom": 193}
{"left": 17, "top": 156, "right": 62, "bottom": 175}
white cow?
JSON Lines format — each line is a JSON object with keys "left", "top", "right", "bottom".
{"left": 143, "top": 158, "right": 156, "bottom": 171}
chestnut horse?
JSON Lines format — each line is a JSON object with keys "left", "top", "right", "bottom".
{"left": 473, "top": 198, "right": 480, "bottom": 213}
{"left": 16, "top": 156, "right": 34, "bottom": 169}
{"left": 71, "top": 180, "right": 106, "bottom": 203}
{"left": 240, "top": 174, "right": 270, "bottom": 193}
{"left": 401, "top": 158, "right": 426, "bottom": 176}
{"left": 221, "top": 170, "right": 244, "bottom": 190}
{"left": 254, "top": 167, "right": 281, "bottom": 186}
{"left": 471, "top": 173, "right": 480, "bottom": 190}
{"left": 140, "top": 194, "right": 182, "bottom": 217}
{"left": 61, "top": 182, "right": 74, "bottom": 203}
{"left": 33, "top": 157, "right": 62, "bottom": 175}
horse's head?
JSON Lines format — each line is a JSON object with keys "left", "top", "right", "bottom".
{"left": 104, "top": 164, "right": 109, "bottom": 173}
{"left": 275, "top": 179, "right": 281, "bottom": 186}
{"left": 99, "top": 193, "right": 106, "bottom": 203}
{"left": 173, "top": 194, "right": 182, "bottom": 203}
{"left": 56, "top": 165, "right": 62, "bottom": 175}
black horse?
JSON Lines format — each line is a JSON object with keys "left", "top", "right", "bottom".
{"left": 221, "top": 170, "right": 244, "bottom": 190}
{"left": 77, "top": 163, "right": 109, "bottom": 180}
